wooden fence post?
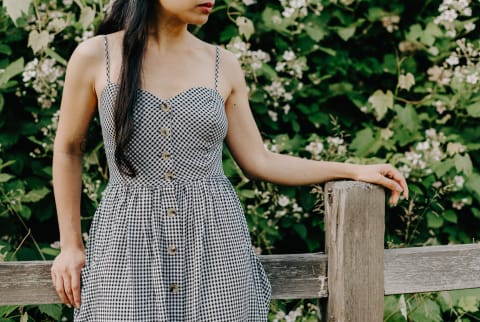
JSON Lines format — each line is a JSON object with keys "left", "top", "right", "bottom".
{"left": 324, "top": 181, "right": 385, "bottom": 322}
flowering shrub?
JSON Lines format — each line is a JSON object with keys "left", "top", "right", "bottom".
{"left": 0, "top": 0, "right": 479, "bottom": 320}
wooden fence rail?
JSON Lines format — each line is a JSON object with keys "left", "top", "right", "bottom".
{"left": 1, "top": 181, "right": 480, "bottom": 321}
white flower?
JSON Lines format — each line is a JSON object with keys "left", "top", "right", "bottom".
{"left": 282, "top": 50, "right": 296, "bottom": 61}
{"left": 446, "top": 54, "right": 459, "bottom": 66}
{"left": 432, "top": 181, "right": 442, "bottom": 188}
{"left": 278, "top": 195, "right": 290, "bottom": 207}
{"left": 306, "top": 141, "right": 324, "bottom": 155}
{"left": 328, "top": 136, "right": 344, "bottom": 146}
{"left": 282, "top": 7, "right": 295, "bottom": 18}
{"left": 454, "top": 175, "right": 465, "bottom": 188}
{"left": 442, "top": 9, "right": 458, "bottom": 22}
{"left": 399, "top": 165, "right": 411, "bottom": 178}
{"left": 466, "top": 73, "right": 479, "bottom": 84}
{"left": 242, "top": 0, "right": 256, "bottom": 5}
{"left": 426, "top": 128, "right": 437, "bottom": 138}
{"left": 452, "top": 200, "right": 465, "bottom": 210}
{"left": 464, "top": 22, "right": 476, "bottom": 31}
{"left": 416, "top": 141, "right": 430, "bottom": 151}
{"left": 268, "top": 110, "right": 278, "bottom": 121}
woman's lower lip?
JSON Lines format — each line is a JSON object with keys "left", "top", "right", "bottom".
{"left": 199, "top": 6, "right": 212, "bottom": 14}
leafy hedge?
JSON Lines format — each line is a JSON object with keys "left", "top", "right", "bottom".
{"left": 0, "top": 0, "right": 479, "bottom": 321}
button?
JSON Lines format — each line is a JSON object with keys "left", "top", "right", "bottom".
{"left": 169, "top": 283, "right": 179, "bottom": 293}
{"left": 165, "top": 170, "right": 173, "bottom": 181}
{"left": 160, "top": 103, "right": 170, "bottom": 112}
{"left": 162, "top": 151, "right": 171, "bottom": 160}
{"left": 167, "top": 208, "right": 176, "bottom": 217}
{"left": 160, "top": 127, "right": 171, "bottom": 136}
{"left": 167, "top": 245, "right": 177, "bottom": 255}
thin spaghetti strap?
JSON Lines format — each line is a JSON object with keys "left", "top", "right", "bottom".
{"left": 103, "top": 35, "right": 111, "bottom": 83}
{"left": 214, "top": 46, "right": 219, "bottom": 91}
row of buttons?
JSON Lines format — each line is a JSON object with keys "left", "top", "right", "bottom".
{"left": 161, "top": 102, "right": 180, "bottom": 296}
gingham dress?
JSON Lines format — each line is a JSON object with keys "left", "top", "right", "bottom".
{"left": 73, "top": 35, "right": 271, "bottom": 321}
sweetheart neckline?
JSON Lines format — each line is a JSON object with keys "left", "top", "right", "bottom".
{"left": 101, "top": 81, "right": 226, "bottom": 105}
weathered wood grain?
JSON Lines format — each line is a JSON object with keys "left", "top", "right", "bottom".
{"left": 260, "top": 253, "right": 328, "bottom": 299}
{"left": 385, "top": 243, "right": 480, "bottom": 294}
{"left": 1, "top": 245, "right": 480, "bottom": 305}
{"left": 325, "top": 181, "right": 385, "bottom": 322}
{"left": 0, "top": 261, "right": 58, "bottom": 305}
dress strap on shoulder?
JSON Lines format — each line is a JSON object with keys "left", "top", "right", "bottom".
{"left": 214, "top": 46, "right": 220, "bottom": 91}
{"left": 103, "top": 35, "right": 111, "bottom": 83}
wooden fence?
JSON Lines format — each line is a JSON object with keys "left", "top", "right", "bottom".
{"left": 1, "top": 181, "right": 480, "bottom": 321}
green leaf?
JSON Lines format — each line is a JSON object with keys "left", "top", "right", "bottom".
{"left": 426, "top": 212, "right": 444, "bottom": 229}
{"left": 465, "top": 173, "right": 480, "bottom": 199}
{"left": 28, "top": 30, "right": 51, "bottom": 53}
{"left": 420, "top": 22, "right": 442, "bottom": 46}
{"left": 409, "top": 298, "right": 442, "bottom": 322}
{"left": 0, "top": 174, "right": 14, "bottom": 182}
{"left": 351, "top": 127, "right": 376, "bottom": 157}
{"left": 466, "top": 101, "right": 480, "bottom": 118}
{"left": 305, "top": 24, "right": 326, "bottom": 42}
{"left": 384, "top": 295, "right": 407, "bottom": 321}
{"left": 239, "top": 189, "right": 255, "bottom": 198}
{"left": 2, "top": 0, "right": 31, "bottom": 25}
{"left": 0, "top": 58, "right": 24, "bottom": 88}
{"left": 367, "top": 7, "right": 385, "bottom": 21}
{"left": 337, "top": 26, "right": 356, "bottom": 41}
{"left": 0, "top": 305, "right": 17, "bottom": 318}
{"left": 19, "top": 312, "right": 27, "bottom": 322}
{"left": 431, "top": 158, "right": 454, "bottom": 177}
{"left": 236, "top": 17, "right": 255, "bottom": 40}
{"left": 262, "top": 7, "right": 288, "bottom": 34}
{"left": 457, "top": 296, "right": 479, "bottom": 313}
{"left": 368, "top": 89, "right": 394, "bottom": 121}
{"left": 38, "top": 304, "right": 63, "bottom": 320}
{"left": 44, "top": 48, "right": 68, "bottom": 66}
{"left": 22, "top": 187, "right": 50, "bottom": 203}
{"left": 406, "top": 24, "right": 423, "bottom": 42}
{"left": 396, "top": 105, "right": 420, "bottom": 133}
{"left": 40, "top": 247, "right": 60, "bottom": 256}
{"left": 19, "top": 206, "right": 32, "bottom": 220}
{"left": 0, "top": 44, "right": 12, "bottom": 55}
{"left": 454, "top": 154, "right": 473, "bottom": 175}
{"left": 443, "top": 210, "right": 457, "bottom": 224}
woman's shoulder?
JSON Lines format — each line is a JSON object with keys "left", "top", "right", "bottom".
{"left": 71, "top": 31, "right": 123, "bottom": 61}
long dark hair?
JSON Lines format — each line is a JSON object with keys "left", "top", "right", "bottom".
{"left": 95, "top": 0, "right": 157, "bottom": 177}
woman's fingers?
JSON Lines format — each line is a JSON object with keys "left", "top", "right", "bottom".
{"left": 54, "top": 270, "right": 71, "bottom": 307}
{"left": 71, "top": 269, "right": 82, "bottom": 308}
{"left": 63, "top": 271, "right": 75, "bottom": 307}
{"left": 382, "top": 165, "right": 409, "bottom": 200}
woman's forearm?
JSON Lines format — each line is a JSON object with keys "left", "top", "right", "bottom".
{"left": 249, "top": 151, "right": 361, "bottom": 186}
{"left": 52, "top": 151, "right": 84, "bottom": 250}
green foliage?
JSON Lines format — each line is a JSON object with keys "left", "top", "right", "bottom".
{"left": 0, "top": 0, "right": 479, "bottom": 320}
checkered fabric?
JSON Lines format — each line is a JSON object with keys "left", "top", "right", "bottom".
{"left": 73, "top": 35, "right": 271, "bottom": 321}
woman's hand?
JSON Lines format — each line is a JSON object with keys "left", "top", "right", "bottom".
{"left": 353, "top": 164, "right": 409, "bottom": 206}
{"left": 51, "top": 246, "right": 85, "bottom": 309}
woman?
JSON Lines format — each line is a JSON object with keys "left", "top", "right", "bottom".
{"left": 51, "top": 1, "right": 408, "bottom": 321}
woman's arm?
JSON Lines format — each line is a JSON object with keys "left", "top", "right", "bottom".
{"left": 51, "top": 36, "right": 102, "bottom": 309}
{"left": 222, "top": 50, "right": 408, "bottom": 205}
